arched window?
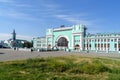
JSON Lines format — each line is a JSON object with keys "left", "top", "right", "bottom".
{"left": 48, "top": 44, "right": 51, "bottom": 49}
{"left": 57, "top": 37, "right": 68, "bottom": 47}
{"left": 75, "top": 44, "right": 80, "bottom": 50}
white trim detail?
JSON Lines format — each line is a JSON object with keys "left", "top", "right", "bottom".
{"left": 53, "top": 27, "right": 72, "bottom": 31}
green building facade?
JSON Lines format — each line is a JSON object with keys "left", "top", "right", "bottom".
{"left": 33, "top": 24, "right": 120, "bottom": 53}
{"left": 46, "top": 24, "right": 86, "bottom": 50}
{"left": 33, "top": 37, "right": 46, "bottom": 49}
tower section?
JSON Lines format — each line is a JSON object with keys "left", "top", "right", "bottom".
{"left": 12, "top": 29, "right": 16, "bottom": 41}
{"left": 72, "top": 24, "right": 86, "bottom": 50}
{"left": 11, "top": 29, "right": 17, "bottom": 48}
{"left": 46, "top": 29, "right": 54, "bottom": 50}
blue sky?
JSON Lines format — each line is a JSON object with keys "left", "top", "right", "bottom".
{"left": 0, "top": 0, "right": 120, "bottom": 40}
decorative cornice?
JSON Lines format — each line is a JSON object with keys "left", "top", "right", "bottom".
{"left": 84, "top": 36, "right": 120, "bottom": 39}
{"left": 53, "top": 27, "right": 72, "bottom": 31}
{"left": 46, "top": 35, "right": 54, "bottom": 37}
{"left": 72, "top": 32, "right": 83, "bottom": 35}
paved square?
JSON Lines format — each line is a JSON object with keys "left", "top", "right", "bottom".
{"left": 0, "top": 49, "right": 120, "bottom": 62}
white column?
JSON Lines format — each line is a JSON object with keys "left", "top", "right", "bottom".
{"left": 46, "top": 36, "right": 48, "bottom": 49}
{"left": 106, "top": 39, "right": 109, "bottom": 53}
{"left": 80, "top": 34, "right": 83, "bottom": 50}
{"left": 100, "top": 39, "right": 101, "bottom": 50}
{"left": 97, "top": 43, "right": 98, "bottom": 50}
{"left": 72, "top": 35, "right": 74, "bottom": 50}
{"left": 117, "top": 38, "right": 119, "bottom": 51}
{"left": 106, "top": 39, "right": 107, "bottom": 50}
{"left": 103, "top": 39, "right": 105, "bottom": 51}
{"left": 52, "top": 35, "right": 54, "bottom": 48}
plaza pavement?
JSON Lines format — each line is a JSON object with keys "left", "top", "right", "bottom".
{"left": 0, "top": 49, "right": 120, "bottom": 62}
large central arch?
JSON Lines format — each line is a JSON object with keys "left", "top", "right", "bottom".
{"left": 55, "top": 35, "right": 70, "bottom": 50}
{"left": 57, "top": 37, "right": 68, "bottom": 47}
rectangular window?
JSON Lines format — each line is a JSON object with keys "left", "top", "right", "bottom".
{"left": 98, "top": 39, "right": 99, "bottom": 42}
{"left": 111, "top": 39, "right": 113, "bottom": 42}
{"left": 95, "top": 44, "right": 97, "bottom": 47}
{"left": 101, "top": 44, "right": 103, "bottom": 48}
{"left": 104, "top": 39, "right": 106, "bottom": 42}
{"left": 98, "top": 44, "right": 100, "bottom": 47}
{"left": 114, "top": 39, "right": 117, "bottom": 42}
{"left": 98, "top": 44, "right": 100, "bottom": 50}
{"left": 104, "top": 44, "right": 106, "bottom": 48}
{"left": 89, "top": 44, "right": 91, "bottom": 47}
{"left": 86, "top": 44, "right": 87, "bottom": 47}
{"left": 108, "top": 39, "right": 110, "bottom": 42}
{"left": 119, "top": 44, "right": 120, "bottom": 49}
{"left": 114, "top": 44, "right": 117, "bottom": 48}
{"left": 37, "top": 44, "right": 41, "bottom": 46}
{"left": 108, "top": 44, "right": 110, "bottom": 48}
{"left": 95, "top": 39, "right": 96, "bottom": 42}
{"left": 101, "top": 39, "right": 103, "bottom": 42}
{"left": 89, "top": 39, "right": 91, "bottom": 42}
{"left": 119, "top": 39, "right": 120, "bottom": 41}
{"left": 87, "top": 44, "right": 88, "bottom": 47}
{"left": 43, "top": 44, "right": 46, "bottom": 47}
{"left": 84, "top": 44, "right": 86, "bottom": 47}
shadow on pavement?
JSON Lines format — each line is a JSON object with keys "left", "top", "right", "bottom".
{"left": 0, "top": 53, "right": 5, "bottom": 54}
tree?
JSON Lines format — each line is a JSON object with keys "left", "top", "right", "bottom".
{"left": 23, "top": 41, "right": 33, "bottom": 48}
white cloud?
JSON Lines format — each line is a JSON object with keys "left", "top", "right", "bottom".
{"left": 0, "top": 8, "right": 38, "bottom": 21}
{"left": 41, "top": 3, "right": 60, "bottom": 11}
{"left": 0, "top": 0, "right": 38, "bottom": 21}
{"left": 55, "top": 14, "right": 94, "bottom": 26}
{"left": 17, "top": 35, "right": 33, "bottom": 41}
{"left": 14, "top": 4, "right": 32, "bottom": 8}
{"left": 0, "top": 0, "right": 61, "bottom": 21}
{"left": 0, "top": 33, "right": 11, "bottom": 40}
{"left": 0, "top": 33, "right": 33, "bottom": 41}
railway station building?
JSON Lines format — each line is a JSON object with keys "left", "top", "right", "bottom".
{"left": 33, "top": 24, "right": 120, "bottom": 53}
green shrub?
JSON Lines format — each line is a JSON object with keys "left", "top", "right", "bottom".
{"left": 0, "top": 56, "right": 120, "bottom": 80}
{"left": 107, "top": 74, "right": 120, "bottom": 80}
{"left": 70, "top": 60, "right": 111, "bottom": 74}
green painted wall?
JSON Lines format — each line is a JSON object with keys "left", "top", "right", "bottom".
{"left": 74, "top": 36, "right": 80, "bottom": 45}
{"left": 53, "top": 29, "right": 72, "bottom": 48}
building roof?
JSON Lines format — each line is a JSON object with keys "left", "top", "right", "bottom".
{"left": 53, "top": 27, "right": 72, "bottom": 31}
{"left": 86, "top": 32, "right": 120, "bottom": 38}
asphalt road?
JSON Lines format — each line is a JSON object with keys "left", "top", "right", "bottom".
{"left": 0, "top": 49, "right": 120, "bottom": 62}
